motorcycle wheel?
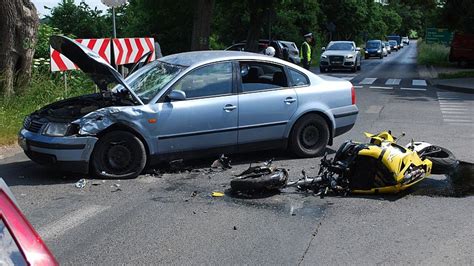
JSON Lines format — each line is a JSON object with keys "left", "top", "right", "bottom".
{"left": 230, "top": 169, "right": 288, "bottom": 192}
{"left": 419, "top": 145, "right": 458, "bottom": 175}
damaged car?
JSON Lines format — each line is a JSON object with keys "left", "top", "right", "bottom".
{"left": 18, "top": 35, "right": 358, "bottom": 179}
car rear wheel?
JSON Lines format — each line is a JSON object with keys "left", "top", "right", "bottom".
{"left": 289, "top": 114, "right": 329, "bottom": 157}
{"left": 92, "top": 130, "right": 147, "bottom": 179}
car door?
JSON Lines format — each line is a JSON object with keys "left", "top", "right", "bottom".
{"left": 156, "top": 61, "right": 238, "bottom": 154}
{"left": 237, "top": 61, "right": 297, "bottom": 147}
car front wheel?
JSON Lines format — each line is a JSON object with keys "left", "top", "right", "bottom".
{"left": 289, "top": 114, "right": 329, "bottom": 157}
{"left": 91, "top": 130, "right": 147, "bottom": 179}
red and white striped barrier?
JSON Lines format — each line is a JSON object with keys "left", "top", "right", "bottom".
{"left": 50, "top": 38, "right": 112, "bottom": 72}
{"left": 113, "top": 38, "right": 155, "bottom": 66}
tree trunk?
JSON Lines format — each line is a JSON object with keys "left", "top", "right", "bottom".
{"left": 191, "top": 0, "right": 215, "bottom": 51}
{"left": 245, "top": 0, "right": 273, "bottom": 53}
{"left": 0, "top": 0, "right": 39, "bottom": 97}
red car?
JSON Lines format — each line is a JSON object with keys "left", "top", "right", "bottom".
{"left": 449, "top": 32, "right": 474, "bottom": 66}
{"left": 0, "top": 179, "right": 58, "bottom": 265}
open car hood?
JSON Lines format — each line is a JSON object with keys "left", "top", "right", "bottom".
{"left": 50, "top": 35, "right": 144, "bottom": 105}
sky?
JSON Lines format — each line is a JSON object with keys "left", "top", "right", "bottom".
{"left": 32, "top": 0, "right": 107, "bottom": 17}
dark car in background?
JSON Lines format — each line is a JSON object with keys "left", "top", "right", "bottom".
{"left": 449, "top": 32, "right": 474, "bottom": 67}
{"left": 365, "top": 40, "right": 384, "bottom": 59}
{"left": 226, "top": 39, "right": 301, "bottom": 64}
{"left": 387, "top": 35, "right": 402, "bottom": 49}
{"left": 388, "top": 40, "right": 399, "bottom": 51}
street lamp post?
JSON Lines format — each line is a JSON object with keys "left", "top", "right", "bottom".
{"left": 101, "top": 0, "right": 128, "bottom": 39}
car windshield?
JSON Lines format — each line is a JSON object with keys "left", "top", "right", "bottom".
{"left": 120, "top": 61, "right": 185, "bottom": 104}
{"left": 366, "top": 42, "right": 380, "bottom": 48}
{"left": 327, "top": 43, "right": 353, "bottom": 51}
{"left": 389, "top": 41, "right": 397, "bottom": 45}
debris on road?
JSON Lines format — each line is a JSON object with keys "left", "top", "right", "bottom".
{"left": 190, "top": 191, "right": 198, "bottom": 197}
{"left": 111, "top": 183, "right": 122, "bottom": 192}
{"left": 233, "top": 226, "right": 237, "bottom": 230}
{"left": 211, "top": 154, "right": 232, "bottom": 170}
{"left": 211, "top": 191, "right": 225, "bottom": 197}
{"left": 75, "top": 178, "right": 87, "bottom": 188}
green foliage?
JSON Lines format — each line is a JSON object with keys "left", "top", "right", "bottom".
{"left": 35, "top": 24, "right": 63, "bottom": 59}
{"left": 46, "top": 0, "right": 110, "bottom": 38}
{"left": 440, "top": 0, "right": 474, "bottom": 33}
{"left": 417, "top": 41, "right": 450, "bottom": 66}
{"left": 0, "top": 71, "right": 95, "bottom": 145}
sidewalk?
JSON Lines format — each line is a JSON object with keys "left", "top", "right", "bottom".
{"left": 418, "top": 65, "right": 474, "bottom": 94}
{"left": 432, "top": 78, "right": 474, "bottom": 94}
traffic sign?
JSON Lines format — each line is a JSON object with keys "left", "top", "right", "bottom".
{"left": 425, "top": 28, "right": 454, "bottom": 45}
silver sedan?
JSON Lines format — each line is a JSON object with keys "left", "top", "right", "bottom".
{"left": 19, "top": 36, "right": 359, "bottom": 179}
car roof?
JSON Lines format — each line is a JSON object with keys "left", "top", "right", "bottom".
{"left": 159, "top": 50, "right": 289, "bottom": 67}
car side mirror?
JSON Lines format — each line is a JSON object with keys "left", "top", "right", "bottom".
{"left": 356, "top": 47, "right": 361, "bottom": 51}
{"left": 321, "top": 47, "right": 325, "bottom": 51}
{"left": 167, "top": 90, "right": 186, "bottom": 101}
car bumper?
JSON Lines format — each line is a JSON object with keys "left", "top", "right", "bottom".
{"left": 332, "top": 105, "right": 359, "bottom": 137}
{"left": 18, "top": 128, "right": 98, "bottom": 173}
{"left": 320, "top": 60, "right": 355, "bottom": 68}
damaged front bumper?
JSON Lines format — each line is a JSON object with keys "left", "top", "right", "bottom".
{"left": 18, "top": 128, "right": 98, "bottom": 174}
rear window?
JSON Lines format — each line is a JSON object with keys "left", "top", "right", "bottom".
{"left": 366, "top": 41, "right": 380, "bottom": 48}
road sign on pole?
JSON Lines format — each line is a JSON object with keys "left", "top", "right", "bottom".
{"left": 425, "top": 28, "right": 454, "bottom": 45}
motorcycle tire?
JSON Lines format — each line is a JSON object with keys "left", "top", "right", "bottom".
{"left": 419, "top": 145, "right": 458, "bottom": 175}
{"left": 230, "top": 169, "right": 288, "bottom": 192}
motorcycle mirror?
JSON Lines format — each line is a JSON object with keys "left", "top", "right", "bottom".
{"left": 395, "top": 132, "right": 406, "bottom": 143}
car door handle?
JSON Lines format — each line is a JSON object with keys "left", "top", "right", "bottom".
{"left": 223, "top": 104, "right": 237, "bottom": 112}
{"left": 284, "top": 97, "right": 296, "bottom": 104}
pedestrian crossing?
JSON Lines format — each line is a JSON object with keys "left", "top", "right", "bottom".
{"left": 437, "top": 91, "right": 474, "bottom": 126}
{"left": 321, "top": 74, "right": 429, "bottom": 91}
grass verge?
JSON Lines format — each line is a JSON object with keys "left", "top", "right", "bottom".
{"left": 438, "top": 71, "right": 474, "bottom": 79}
{"left": 0, "top": 71, "right": 93, "bottom": 146}
{"left": 417, "top": 41, "right": 451, "bottom": 66}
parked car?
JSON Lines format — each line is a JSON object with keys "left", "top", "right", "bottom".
{"left": 402, "top": 36, "right": 410, "bottom": 45}
{"left": 0, "top": 179, "right": 58, "bottom": 265}
{"left": 226, "top": 39, "right": 301, "bottom": 65}
{"left": 19, "top": 36, "right": 358, "bottom": 179}
{"left": 319, "top": 41, "right": 362, "bottom": 73}
{"left": 364, "top": 40, "right": 384, "bottom": 59}
{"left": 388, "top": 40, "right": 399, "bottom": 51}
{"left": 384, "top": 41, "right": 392, "bottom": 54}
{"left": 449, "top": 32, "right": 474, "bottom": 67}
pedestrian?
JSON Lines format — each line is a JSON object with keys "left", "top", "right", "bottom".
{"left": 300, "top": 32, "right": 313, "bottom": 70}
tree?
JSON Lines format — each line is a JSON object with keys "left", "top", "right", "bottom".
{"left": 0, "top": 0, "right": 39, "bottom": 97}
{"left": 440, "top": 0, "right": 474, "bottom": 33}
{"left": 47, "top": 0, "right": 109, "bottom": 38}
{"left": 191, "top": 0, "right": 215, "bottom": 50}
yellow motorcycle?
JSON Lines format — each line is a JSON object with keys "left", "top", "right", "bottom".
{"left": 231, "top": 131, "right": 437, "bottom": 196}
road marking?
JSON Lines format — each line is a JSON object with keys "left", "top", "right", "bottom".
{"left": 440, "top": 107, "right": 469, "bottom": 111}
{"left": 439, "top": 102, "right": 467, "bottom": 105}
{"left": 442, "top": 119, "right": 473, "bottom": 122}
{"left": 412, "top": 79, "right": 427, "bottom": 86}
{"left": 359, "top": 78, "right": 377, "bottom": 85}
{"left": 385, "top": 79, "right": 401, "bottom": 85}
{"left": 437, "top": 91, "right": 474, "bottom": 125}
{"left": 341, "top": 76, "right": 355, "bottom": 81}
{"left": 441, "top": 111, "right": 469, "bottom": 114}
{"left": 370, "top": 86, "right": 393, "bottom": 90}
{"left": 354, "top": 85, "right": 363, "bottom": 89}
{"left": 400, "top": 87, "right": 426, "bottom": 91}
{"left": 38, "top": 205, "right": 110, "bottom": 240}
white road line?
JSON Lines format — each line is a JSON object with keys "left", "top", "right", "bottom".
{"left": 441, "top": 111, "right": 469, "bottom": 114}
{"left": 359, "top": 78, "right": 377, "bottom": 85}
{"left": 443, "top": 119, "right": 473, "bottom": 122}
{"left": 354, "top": 85, "right": 363, "bottom": 89}
{"left": 439, "top": 102, "right": 467, "bottom": 105}
{"left": 442, "top": 114, "right": 472, "bottom": 118}
{"left": 440, "top": 107, "right": 469, "bottom": 111}
{"left": 412, "top": 79, "right": 427, "bottom": 86}
{"left": 400, "top": 87, "right": 426, "bottom": 91}
{"left": 38, "top": 205, "right": 110, "bottom": 240}
{"left": 370, "top": 86, "right": 393, "bottom": 90}
{"left": 385, "top": 79, "right": 401, "bottom": 85}
{"left": 341, "top": 76, "right": 355, "bottom": 81}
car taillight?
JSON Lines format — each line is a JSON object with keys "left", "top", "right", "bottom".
{"left": 351, "top": 86, "right": 356, "bottom": 105}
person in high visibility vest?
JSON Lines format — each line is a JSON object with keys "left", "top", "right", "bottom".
{"left": 300, "top": 33, "right": 313, "bottom": 70}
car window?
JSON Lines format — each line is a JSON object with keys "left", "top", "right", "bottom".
{"left": 0, "top": 220, "right": 27, "bottom": 266}
{"left": 366, "top": 41, "right": 380, "bottom": 48}
{"left": 327, "top": 43, "right": 354, "bottom": 51}
{"left": 172, "top": 62, "right": 233, "bottom": 99}
{"left": 239, "top": 61, "right": 288, "bottom": 92}
{"left": 288, "top": 68, "right": 309, "bottom": 87}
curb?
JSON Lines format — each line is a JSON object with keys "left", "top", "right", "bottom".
{"left": 435, "top": 83, "right": 474, "bottom": 94}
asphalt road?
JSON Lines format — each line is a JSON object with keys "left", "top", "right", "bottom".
{"left": 1, "top": 40, "right": 473, "bottom": 264}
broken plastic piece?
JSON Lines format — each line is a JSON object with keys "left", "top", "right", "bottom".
{"left": 211, "top": 191, "right": 224, "bottom": 197}
{"left": 211, "top": 154, "right": 232, "bottom": 170}
{"left": 75, "top": 178, "right": 87, "bottom": 188}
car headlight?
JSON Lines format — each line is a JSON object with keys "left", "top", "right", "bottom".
{"left": 365, "top": 51, "right": 368, "bottom": 53}
{"left": 43, "top": 122, "right": 70, "bottom": 137}
{"left": 346, "top": 55, "right": 354, "bottom": 59}
{"left": 321, "top": 55, "right": 327, "bottom": 59}
{"left": 377, "top": 49, "right": 381, "bottom": 53}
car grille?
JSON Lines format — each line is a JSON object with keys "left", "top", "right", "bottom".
{"left": 23, "top": 117, "right": 46, "bottom": 133}
{"left": 329, "top": 55, "right": 344, "bottom": 65}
